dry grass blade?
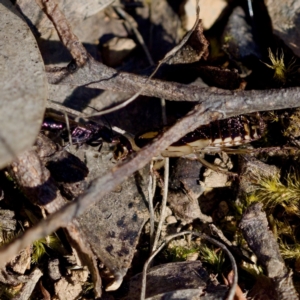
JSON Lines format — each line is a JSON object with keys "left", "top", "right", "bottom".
{"left": 148, "top": 160, "right": 156, "bottom": 248}
{"left": 152, "top": 158, "right": 169, "bottom": 252}
{"left": 63, "top": 112, "right": 73, "bottom": 148}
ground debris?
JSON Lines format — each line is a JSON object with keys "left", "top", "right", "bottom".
{"left": 8, "top": 246, "right": 31, "bottom": 275}
{"left": 77, "top": 164, "right": 150, "bottom": 291}
{"left": 239, "top": 203, "right": 298, "bottom": 299}
{"left": 167, "top": 191, "right": 211, "bottom": 224}
{"left": 167, "top": 158, "right": 211, "bottom": 224}
{"left": 238, "top": 155, "right": 280, "bottom": 195}
{"left": 48, "top": 259, "right": 61, "bottom": 281}
{"left": 3, "top": 0, "right": 300, "bottom": 298}
{"left": 266, "top": 0, "right": 300, "bottom": 58}
{"left": 123, "top": 260, "right": 228, "bottom": 300}
{"left": 0, "top": 209, "right": 17, "bottom": 233}
{"left": 13, "top": 267, "right": 43, "bottom": 300}
{"left": 54, "top": 268, "right": 89, "bottom": 300}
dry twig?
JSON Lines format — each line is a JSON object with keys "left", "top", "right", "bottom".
{"left": 46, "top": 55, "right": 300, "bottom": 114}
{"left": 35, "top": 0, "right": 88, "bottom": 66}
{"left": 1, "top": 90, "right": 300, "bottom": 266}
{"left": 141, "top": 231, "right": 238, "bottom": 300}
{"left": 3, "top": 0, "right": 300, "bottom": 277}
{"left": 46, "top": 0, "right": 202, "bottom": 117}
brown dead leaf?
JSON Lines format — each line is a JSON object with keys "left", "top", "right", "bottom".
{"left": 0, "top": 0, "right": 47, "bottom": 169}
{"left": 224, "top": 270, "right": 247, "bottom": 300}
{"left": 168, "top": 19, "right": 209, "bottom": 65}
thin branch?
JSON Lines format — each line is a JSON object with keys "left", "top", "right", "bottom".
{"left": 37, "top": 0, "right": 300, "bottom": 121}
{"left": 46, "top": 101, "right": 85, "bottom": 117}
{"left": 141, "top": 238, "right": 165, "bottom": 300}
{"left": 45, "top": 0, "right": 202, "bottom": 117}
{"left": 82, "top": 0, "right": 201, "bottom": 118}
{"left": 36, "top": 0, "right": 88, "bottom": 66}
{"left": 46, "top": 56, "right": 300, "bottom": 111}
{"left": 140, "top": 231, "right": 238, "bottom": 300}
{"left": 1, "top": 91, "right": 300, "bottom": 266}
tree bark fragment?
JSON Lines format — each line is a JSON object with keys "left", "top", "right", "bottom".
{"left": 239, "top": 203, "right": 298, "bottom": 300}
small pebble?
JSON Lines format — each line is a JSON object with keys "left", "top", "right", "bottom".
{"left": 166, "top": 215, "right": 177, "bottom": 224}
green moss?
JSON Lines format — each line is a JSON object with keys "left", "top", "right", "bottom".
{"left": 279, "top": 241, "right": 300, "bottom": 260}
{"left": 199, "top": 244, "right": 225, "bottom": 274}
{"left": 0, "top": 283, "right": 20, "bottom": 299}
{"left": 262, "top": 48, "right": 297, "bottom": 85}
{"left": 245, "top": 171, "right": 300, "bottom": 215}
{"left": 166, "top": 245, "right": 200, "bottom": 262}
{"left": 32, "top": 234, "right": 60, "bottom": 264}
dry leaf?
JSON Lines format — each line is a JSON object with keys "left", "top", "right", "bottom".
{"left": 0, "top": 0, "right": 47, "bottom": 168}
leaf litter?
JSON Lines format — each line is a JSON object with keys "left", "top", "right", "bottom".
{"left": 2, "top": 0, "right": 300, "bottom": 299}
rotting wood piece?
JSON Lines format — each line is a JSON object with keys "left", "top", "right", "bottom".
{"left": 239, "top": 203, "right": 299, "bottom": 300}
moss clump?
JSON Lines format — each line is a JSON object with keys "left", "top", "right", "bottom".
{"left": 199, "top": 244, "right": 225, "bottom": 274}
{"left": 32, "top": 235, "right": 60, "bottom": 264}
{"left": 246, "top": 171, "right": 300, "bottom": 216}
{"left": 262, "top": 48, "right": 296, "bottom": 85}
{"left": 166, "top": 244, "right": 200, "bottom": 262}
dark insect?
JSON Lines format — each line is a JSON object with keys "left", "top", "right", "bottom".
{"left": 42, "top": 109, "right": 113, "bottom": 149}
{"left": 134, "top": 113, "right": 265, "bottom": 157}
